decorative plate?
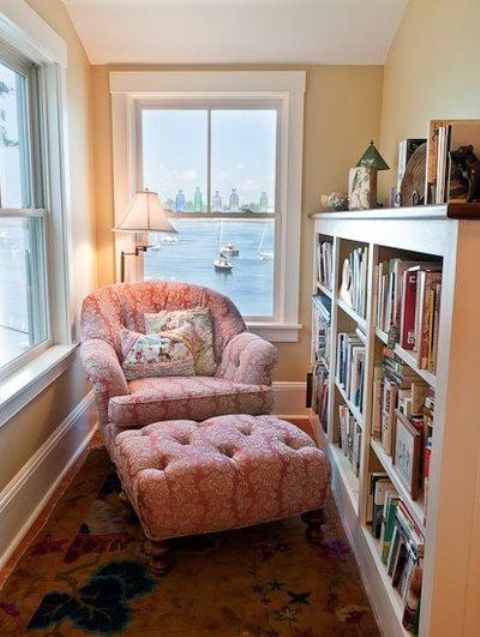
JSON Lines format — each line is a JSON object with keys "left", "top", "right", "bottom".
{"left": 400, "top": 142, "right": 427, "bottom": 206}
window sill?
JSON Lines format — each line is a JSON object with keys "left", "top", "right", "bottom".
{"left": 0, "top": 344, "right": 78, "bottom": 429}
{"left": 247, "top": 322, "right": 302, "bottom": 343}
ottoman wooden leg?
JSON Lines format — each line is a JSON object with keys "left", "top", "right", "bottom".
{"left": 118, "top": 488, "right": 138, "bottom": 522}
{"left": 144, "top": 539, "right": 171, "bottom": 577}
{"left": 301, "top": 509, "right": 326, "bottom": 546}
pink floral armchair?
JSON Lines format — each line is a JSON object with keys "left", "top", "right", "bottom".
{"left": 80, "top": 282, "right": 278, "bottom": 451}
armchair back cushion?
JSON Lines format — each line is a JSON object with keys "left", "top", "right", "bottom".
{"left": 81, "top": 282, "right": 246, "bottom": 364}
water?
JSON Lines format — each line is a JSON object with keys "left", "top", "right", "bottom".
{"left": 144, "top": 219, "right": 274, "bottom": 317}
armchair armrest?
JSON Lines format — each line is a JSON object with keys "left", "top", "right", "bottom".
{"left": 217, "top": 331, "right": 278, "bottom": 386}
{"left": 81, "top": 339, "right": 129, "bottom": 425}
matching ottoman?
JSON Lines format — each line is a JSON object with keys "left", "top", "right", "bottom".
{"left": 113, "top": 414, "right": 331, "bottom": 575}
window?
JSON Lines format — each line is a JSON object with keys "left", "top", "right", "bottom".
{"left": 0, "top": 50, "right": 49, "bottom": 376}
{"left": 111, "top": 71, "right": 305, "bottom": 341}
{"left": 140, "top": 104, "right": 277, "bottom": 317}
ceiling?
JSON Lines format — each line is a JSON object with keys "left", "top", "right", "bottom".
{"left": 62, "top": 0, "right": 409, "bottom": 65}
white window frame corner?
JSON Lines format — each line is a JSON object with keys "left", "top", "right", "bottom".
{"left": 110, "top": 70, "right": 305, "bottom": 342}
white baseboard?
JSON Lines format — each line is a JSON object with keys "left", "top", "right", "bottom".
{"left": 272, "top": 381, "right": 307, "bottom": 418}
{"left": 0, "top": 390, "right": 97, "bottom": 570}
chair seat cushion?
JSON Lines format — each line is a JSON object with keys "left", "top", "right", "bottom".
{"left": 113, "top": 415, "right": 331, "bottom": 540}
{"left": 108, "top": 376, "right": 273, "bottom": 427}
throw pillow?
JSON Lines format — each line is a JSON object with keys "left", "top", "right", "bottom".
{"left": 144, "top": 308, "right": 216, "bottom": 376}
{"left": 120, "top": 325, "right": 195, "bottom": 380}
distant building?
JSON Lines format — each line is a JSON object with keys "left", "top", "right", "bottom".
{"left": 175, "top": 189, "right": 186, "bottom": 212}
{"left": 193, "top": 186, "right": 203, "bottom": 212}
{"left": 259, "top": 191, "right": 268, "bottom": 212}
{"left": 212, "top": 190, "right": 223, "bottom": 212}
{"left": 229, "top": 188, "right": 239, "bottom": 212}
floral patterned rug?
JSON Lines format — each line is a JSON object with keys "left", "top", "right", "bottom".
{"left": 0, "top": 448, "right": 380, "bottom": 636}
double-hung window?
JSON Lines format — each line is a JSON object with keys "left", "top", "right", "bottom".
{"left": 111, "top": 71, "right": 305, "bottom": 342}
{"left": 0, "top": 0, "right": 72, "bottom": 419}
{"left": 0, "top": 45, "right": 49, "bottom": 376}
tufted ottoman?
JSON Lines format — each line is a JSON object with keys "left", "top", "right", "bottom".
{"left": 113, "top": 414, "right": 331, "bottom": 575}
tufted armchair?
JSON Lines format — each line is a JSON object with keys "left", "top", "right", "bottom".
{"left": 80, "top": 282, "right": 278, "bottom": 452}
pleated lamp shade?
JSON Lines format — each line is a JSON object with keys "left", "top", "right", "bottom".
{"left": 114, "top": 191, "right": 177, "bottom": 234}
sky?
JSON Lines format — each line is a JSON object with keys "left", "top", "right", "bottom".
{"left": 142, "top": 108, "right": 277, "bottom": 210}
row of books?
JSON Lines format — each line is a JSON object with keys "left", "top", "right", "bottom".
{"left": 336, "top": 331, "right": 365, "bottom": 413}
{"left": 339, "top": 246, "right": 368, "bottom": 318}
{"left": 426, "top": 118, "right": 480, "bottom": 204}
{"left": 308, "top": 363, "right": 329, "bottom": 430}
{"left": 372, "top": 351, "right": 434, "bottom": 505}
{"left": 369, "top": 474, "right": 424, "bottom": 635}
{"left": 317, "top": 240, "right": 333, "bottom": 290}
{"left": 376, "top": 257, "right": 442, "bottom": 373}
{"left": 338, "top": 405, "right": 362, "bottom": 476}
{"left": 312, "top": 294, "right": 331, "bottom": 369}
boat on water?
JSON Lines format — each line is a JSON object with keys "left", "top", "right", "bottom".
{"left": 257, "top": 223, "right": 274, "bottom": 261}
{"left": 161, "top": 235, "right": 179, "bottom": 245}
{"left": 221, "top": 242, "right": 239, "bottom": 257}
{"left": 213, "top": 253, "right": 233, "bottom": 273}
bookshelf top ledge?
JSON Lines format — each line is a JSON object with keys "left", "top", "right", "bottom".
{"left": 310, "top": 203, "right": 480, "bottom": 221}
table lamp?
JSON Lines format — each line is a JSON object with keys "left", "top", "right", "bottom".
{"left": 113, "top": 190, "right": 177, "bottom": 282}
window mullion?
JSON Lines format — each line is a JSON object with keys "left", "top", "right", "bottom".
{"left": 206, "top": 108, "right": 212, "bottom": 213}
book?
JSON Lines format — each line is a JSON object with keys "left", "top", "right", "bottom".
{"left": 381, "top": 493, "right": 401, "bottom": 564}
{"left": 400, "top": 269, "right": 417, "bottom": 349}
{"left": 371, "top": 365, "right": 383, "bottom": 441}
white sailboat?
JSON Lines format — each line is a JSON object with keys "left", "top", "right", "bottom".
{"left": 213, "top": 221, "right": 233, "bottom": 273}
{"left": 220, "top": 221, "right": 239, "bottom": 256}
{"left": 257, "top": 223, "right": 274, "bottom": 261}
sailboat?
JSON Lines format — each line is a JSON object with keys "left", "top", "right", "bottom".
{"left": 213, "top": 221, "right": 233, "bottom": 273}
{"left": 221, "top": 242, "right": 239, "bottom": 257}
{"left": 214, "top": 253, "right": 233, "bottom": 272}
{"left": 220, "top": 221, "right": 239, "bottom": 256}
{"left": 257, "top": 223, "right": 274, "bottom": 261}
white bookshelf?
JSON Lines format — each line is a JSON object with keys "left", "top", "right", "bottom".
{"left": 310, "top": 205, "right": 480, "bottom": 637}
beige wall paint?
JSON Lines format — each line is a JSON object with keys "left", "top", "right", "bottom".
{"left": 0, "top": 1, "right": 96, "bottom": 489}
{"left": 92, "top": 63, "right": 383, "bottom": 381}
{"left": 379, "top": 0, "right": 480, "bottom": 202}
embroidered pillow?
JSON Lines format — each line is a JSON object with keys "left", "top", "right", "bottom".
{"left": 145, "top": 308, "right": 216, "bottom": 376}
{"left": 120, "top": 325, "right": 195, "bottom": 380}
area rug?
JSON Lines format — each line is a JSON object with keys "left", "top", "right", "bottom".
{"left": 0, "top": 447, "right": 380, "bottom": 636}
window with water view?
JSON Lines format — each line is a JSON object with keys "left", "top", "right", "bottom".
{"left": 0, "top": 55, "right": 49, "bottom": 374}
{"left": 141, "top": 106, "right": 277, "bottom": 318}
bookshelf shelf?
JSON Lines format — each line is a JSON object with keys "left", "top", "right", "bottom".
{"left": 330, "top": 442, "right": 360, "bottom": 514}
{"left": 362, "top": 527, "right": 410, "bottom": 635}
{"left": 317, "top": 281, "right": 333, "bottom": 298}
{"left": 371, "top": 438, "right": 425, "bottom": 533}
{"left": 310, "top": 206, "right": 480, "bottom": 637}
{"left": 375, "top": 329, "right": 437, "bottom": 388}
{"left": 335, "top": 377, "right": 364, "bottom": 428}
{"left": 376, "top": 327, "right": 388, "bottom": 345}
{"left": 394, "top": 345, "right": 436, "bottom": 389}
{"left": 337, "top": 297, "right": 367, "bottom": 331}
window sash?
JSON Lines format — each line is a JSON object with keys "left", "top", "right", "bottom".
{"left": 0, "top": 41, "right": 51, "bottom": 377}
{"left": 136, "top": 99, "right": 280, "bottom": 321}
{"left": 136, "top": 100, "right": 280, "bottom": 217}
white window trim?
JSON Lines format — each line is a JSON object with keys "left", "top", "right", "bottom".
{"left": 0, "top": 0, "right": 76, "bottom": 428}
{"left": 110, "top": 71, "right": 305, "bottom": 342}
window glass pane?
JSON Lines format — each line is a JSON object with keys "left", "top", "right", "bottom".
{"left": 144, "top": 219, "right": 274, "bottom": 317}
{"left": 0, "top": 62, "right": 30, "bottom": 208}
{"left": 0, "top": 216, "right": 48, "bottom": 369}
{"left": 211, "top": 110, "right": 276, "bottom": 212}
{"left": 142, "top": 109, "right": 208, "bottom": 212}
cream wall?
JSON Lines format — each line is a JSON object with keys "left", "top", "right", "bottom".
{"left": 0, "top": 1, "right": 96, "bottom": 489}
{"left": 92, "top": 63, "right": 384, "bottom": 381}
{"left": 379, "top": 0, "right": 480, "bottom": 202}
